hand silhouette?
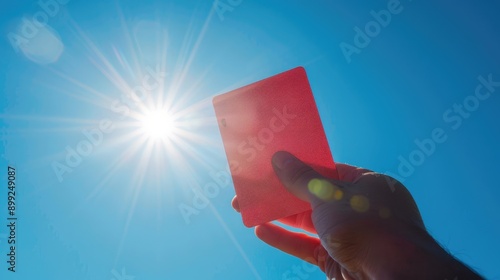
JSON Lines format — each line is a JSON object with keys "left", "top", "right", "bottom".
{"left": 231, "top": 151, "right": 482, "bottom": 279}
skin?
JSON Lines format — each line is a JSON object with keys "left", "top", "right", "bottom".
{"left": 231, "top": 151, "right": 483, "bottom": 279}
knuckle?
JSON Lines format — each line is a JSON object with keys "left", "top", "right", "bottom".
{"left": 289, "top": 164, "right": 318, "bottom": 187}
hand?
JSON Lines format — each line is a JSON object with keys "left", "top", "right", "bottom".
{"left": 231, "top": 151, "right": 482, "bottom": 279}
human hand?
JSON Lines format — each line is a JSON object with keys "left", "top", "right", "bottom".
{"left": 231, "top": 151, "right": 482, "bottom": 279}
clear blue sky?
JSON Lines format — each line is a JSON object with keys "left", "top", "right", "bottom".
{"left": 1, "top": 0, "right": 499, "bottom": 279}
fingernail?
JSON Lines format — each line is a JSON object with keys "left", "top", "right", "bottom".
{"left": 272, "top": 151, "right": 296, "bottom": 170}
{"left": 255, "top": 223, "right": 272, "bottom": 238}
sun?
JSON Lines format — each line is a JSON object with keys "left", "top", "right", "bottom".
{"left": 139, "top": 110, "right": 176, "bottom": 140}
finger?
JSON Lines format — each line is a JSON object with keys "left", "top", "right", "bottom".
{"left": 335, "top": 163, "right": 373, "bottom": 183}
{"left": 278, "top": 211, "right": 316, "bottom": 234}
{"left": 271, "top": 151, "right": 324, "bottom": 203}
{"left": 234, "top": 195, "right": 316, "bottom": 233}
{"left": 255, "top": 223, "right": 322, "bottom": 266}
{"left": 272, "top": 151, "right": 347, "bottom": 205}
{"left": 231, "top": 196, "right": 240, "bottom": 212}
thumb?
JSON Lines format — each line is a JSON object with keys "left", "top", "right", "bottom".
{"left": 272, "top": 151, "right": 344, "bottom": 206}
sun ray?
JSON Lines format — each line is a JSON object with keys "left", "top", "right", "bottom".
{"left": 0, "top": 114, "right": 102, "bottom": 124}
{"left": 169, "top": 66, "right": 212, "bottom": 114}
{"left": 3, "top": 126, "right": 97, "bottom": 134}
{"left": 83, "top": 133, "right": 149, "bottom": 202}
{"left": 68, "top": 20, "right": 132, "bottom": 94}
{"left": 208, "top": 204, "right": 262, "bottom": 280}
{"left": 115, "top": 0, "right": 144, "bottom": 80}
{"left": 45, "top": 67, "right": 116, "bottom": 106}
{"left": 172, "top": 3, "right": 216, "bottom": 95}
{"left": 113, "top": 137, "right": 156, "bottom": 265}
{"left": 66, "top": 19, "right": 156, "bottom": 116}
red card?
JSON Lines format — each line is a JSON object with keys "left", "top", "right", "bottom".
{"left": 213, "top": 67, "right": 338, "bottom": 227}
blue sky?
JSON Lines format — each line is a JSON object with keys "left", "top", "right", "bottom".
{"left": 1, "top": 0, "right": 499, "bottom": 279}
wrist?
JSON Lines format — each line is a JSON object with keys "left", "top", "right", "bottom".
{"left": 365, "top": 223, "right": 483, "bottom": 280}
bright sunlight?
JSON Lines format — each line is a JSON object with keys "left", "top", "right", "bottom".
{"left": 139, "top": 110, "right": 176, "bottom": 140}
